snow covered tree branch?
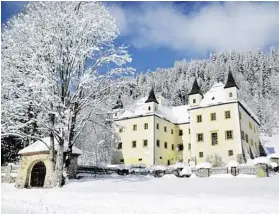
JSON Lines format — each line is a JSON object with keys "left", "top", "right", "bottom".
{"left": 1, "top": 1, "right": 133, "bottom": 186}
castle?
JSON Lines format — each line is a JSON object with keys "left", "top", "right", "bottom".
{"left": 111, "top": 71, "right": 260, "bottom": 166}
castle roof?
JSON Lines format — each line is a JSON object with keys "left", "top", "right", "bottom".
{"left": 199, "top": 82, "right": 227, "bottom": 107}
{"left": 18, "top": 137, "right": 82, "bottom": 155}
{"left": 115, "top": 82, "right": 259, "bottom": 125}
{"left": 224, "top": 70, "right": 239, "bottom": 89}
{"left": 145, "top": 88, "right": 159, "bottom": 104}
{"left": 188, "top": 78, "right": 202, "bottom": 96}
{"left": 117, "top": 97, "right": 190, "bottom": 124}
{"left": 112, "top": 95, "right": 123, "bottom": 110}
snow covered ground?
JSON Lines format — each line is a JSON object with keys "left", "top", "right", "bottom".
{"left": 2, "top": 174, "right": 279, "bottom": 214}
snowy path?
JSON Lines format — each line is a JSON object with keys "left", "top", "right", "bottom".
{"left": 2, "top": 175, "right": 279, "bottom": 214}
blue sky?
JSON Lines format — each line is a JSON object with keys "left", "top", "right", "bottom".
{"left": 2, "top": 1, "right": 279, "bottom": 73}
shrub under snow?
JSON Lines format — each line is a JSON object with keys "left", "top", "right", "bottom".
{"left": 196, "top": 162, "right": 212, "bottom": 170}
{"left": 253, "top": 157, "right": 271, "bottom": 165}
{"left": 267, "top": 153, "right": 279, "bottom": 159}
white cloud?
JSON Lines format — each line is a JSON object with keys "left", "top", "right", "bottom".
{"left": 108, "top": 2, "right": 279, "bottom": 53}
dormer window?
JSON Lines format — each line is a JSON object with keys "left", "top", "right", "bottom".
{"left": 193, "top": 99, "right": 196, "bottom": 104}
{"left": 229, "top": 92, "right": 233, "bottom": 97}
{"left": 148, "top": 106, "right": 151, "bottom": 111}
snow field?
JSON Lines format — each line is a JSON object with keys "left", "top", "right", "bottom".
{"left": 2, "top": 174, "right": 279, "bottom": 214}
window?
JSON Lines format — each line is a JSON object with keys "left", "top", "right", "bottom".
{"left": 133, "top": 124, "right": 137, "bottom": 131}
{"left": 177, "top": 144, "right": 184, "bottom": 151}
{"left": 117, "top": 142, "right": 122, "bottom": 150}
{"left": 171, "top": 129, "right": 173, "bottom": 134}
{"left": 155, "top": 107, "right": 157, "bottom": 111}
{"left": 164, "top": 142, "right": 168, "bottom": 149}
{"left": 210, "top": 113, "right": 216, "bottom": 121}
{"left": 171, "top": 144, "right": 175, "bottom": 150}
{"left": 160, "top": 157, "right": 162, "bottom": 159}
{"left": 132, "top": 141, "right": 136, "bottom": 148}
{"left": 225, "top": 130, "right": 233, "bottom": 140}
{"left": 250, "top": 139, "right": 254, "bottom": 146}
{"left": 188, "top": 143, "right": 191, "bottom": 150}
{"left": 241, "top": 131, "right": 244, "bottom": 140}
{"left": 199, "top": 152, "right": 203, "bottom": 158}
{"left": 119, "top": 128, "right": 123, "bottom": 133}
{"left": 245, "top": 134, "right": 249, "bottom": 143}
{"left": 115, "top": 113, "right": 117, "bottom": 116}
{"left": 156, "top": 123, "right": 159, "bottom": 130}
{"left": 156, "top": 140, "right": 160, "bottom": 147}
{"left": 193, "top": 99, "right": 196, "bottom": 104}
{"left": 120, "top": 159, "right": 124, "bottom": 163}
{"left": 239, "top": 112, "right": 242, "bottom": 120}
{"left": 179, "top": 129, "right": 183, "bottom": 136}
{"left": 197, "top": 133, "right": 204, "bottom": 142}
{"left": 228, "top": 150, "right": 233, "bottom": 156}
{"left": 254, "top": 127, "right": 255, "bottom": 133}
{"left": 197, "top": 115, "right": 202, "bottom": 123}
{"left": 144, "top": 123, "right": 148, "bottom": 130}
{"left": 229, "top": 92, "right": 233, "bottom": 97}
{"left": 148, "top": 106, "right": 151, "bottom": 110}
{"left": 249, "top": 122, "right": 252, "bottom": 129}
{"left": 138, "top": 158, "right": 142, "bottom": 161}
{"left": 164, "top": 126, "right": 167, "bottom": 132}
{"left": 188, "top": 129, "right": 190, "bottom": 134}
{"left": 211, "top": 132, "right": 218, "bottom": 145}
{"left": 225, "top": 111, "right": 231, "bottom": 119}
{"left": 143, "top": 140, "right": 148, "bottom": 147}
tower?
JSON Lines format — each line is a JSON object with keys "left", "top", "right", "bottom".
{"left": 145, "top": 88, "right": 159, "bottom": 112}
{"left": 112, "top": 95, "right": 124, "bottom": 119}
{"left": 224, "top": 68, "right": 239, "bottom": 101}
{"left": 188, "top": 78, "right": 203, "bottom": 107}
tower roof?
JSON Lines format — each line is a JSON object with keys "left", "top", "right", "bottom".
{"left": 188, "top": 78, "right": 202, "bottom": 96}
{"left": 112, "top": 95, "right": 123, "bottom": 110}
{"left": 224, "top": 70, "right": 239, "bottom": 89}
{"left": 145, "top": 88, "right": 159, "bottom": 104}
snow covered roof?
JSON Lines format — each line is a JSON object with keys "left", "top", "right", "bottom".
{"left": 200, "top": 82, "right": 230, "bottom": 107}
{"left": 117, "top": 82, "right": 258, "bottom": 125}
{"left": 194, "top": 82, "right": 260, "bottom": 124}
{"left": 117, "top": 97, "right": 190, "bottom": 124}
{"left": 18, "top": 137, "right": 83, "bottom": 155}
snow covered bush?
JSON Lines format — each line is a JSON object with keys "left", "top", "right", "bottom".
{"left": 206, "top": 154, "right": 224, "bottom": 167}
{"left": 227, "top": 160, "right": 239, "bottom": 170}
{"left": 253, "top": 157, "right": 271, "bottom": 166}
{"left": 196, "top": 162, "right": 212, "bottom": 170}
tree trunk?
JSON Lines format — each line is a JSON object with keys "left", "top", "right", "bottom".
{"left": 65, "top": 102, "right": 78, "bottom": 179}
{"left": 54, "top": 130, "right": 65, "bottom": 187}
{"left": 54, "top": 141, "right": 64, "bottom": 187}
{"left": 49, "top": 113, "right": 56, "bottom": 187}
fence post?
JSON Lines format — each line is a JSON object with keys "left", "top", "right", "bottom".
{"left": 5, "top": 165, "right": 12, "bottom": 177}
{"left": 231, "top": 167, "right": 236, "bottom": 176}
{"left": 266, "top": 164, "right": 269, "bottom": 177}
